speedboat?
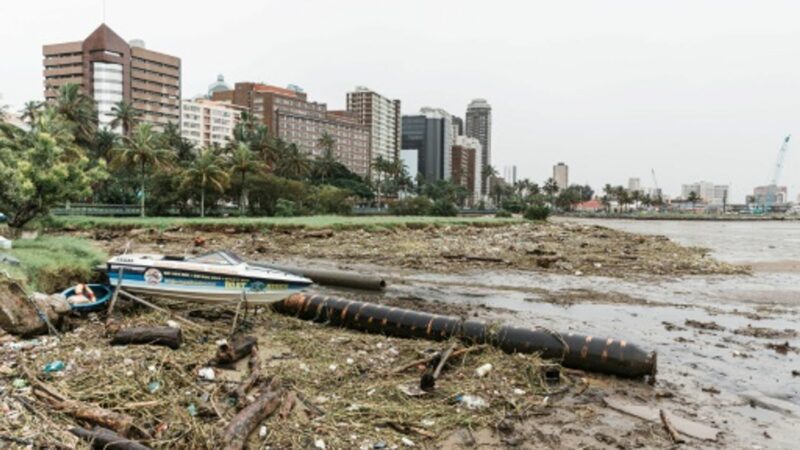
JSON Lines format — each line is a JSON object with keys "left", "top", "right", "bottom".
{"left": 106, "top": 251, "right": 312, "bottom": 304}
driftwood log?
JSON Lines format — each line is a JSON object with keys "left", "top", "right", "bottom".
{"left": 420, "top": 343, "right": 457, "bottom": 391}
{"left": 233, "top": 345, "right": 262, "bottom": 401}
{"left": 222, "top": 382, "right": 283, "bottom": 450}
{"left": 71, "top": 426, "right": 152, "bottom": 450}
{"left": 22, "top": 364, "right": 134, "bottom": 436}
{"left": 214, "top": 336, "right": 257, "bottom": 366}
{"left": 111, "top": 326, "right": 182, "bottom": 349}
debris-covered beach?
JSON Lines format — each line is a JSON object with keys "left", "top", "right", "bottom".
{"left": 2, "top": 218, "right": 798, "bottom": 449}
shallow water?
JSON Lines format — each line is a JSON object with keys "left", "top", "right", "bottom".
{"left": 381, "top": 219, "right": 800, "bottom": 449}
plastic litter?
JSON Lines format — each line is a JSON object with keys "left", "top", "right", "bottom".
{"left": 0, "top": 237, "right": 12, "bottom": 250}
{"left": 198, "top": 367, "right": 215, "bottom": 381}
{"left": 456, "top": 394, "right": 488, "bottom": 410}
{"left": 373, "top": 441, "right": 387, "bottom": 449}
{"left": 147, "top": 381, "right": 161, "bottom": 393}
{"left": 43, "top": 361, "right": 65, "bottom": 373}
{"left": 475, "top": 363, "right": 493, "bottom": 377}
{"left": 187, "top": 403, "right": 198, "bottom": 416}
{"left": 314, "top": 438, "right": 326, "bottom": 449}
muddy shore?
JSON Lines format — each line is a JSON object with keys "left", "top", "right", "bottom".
{"left": 80, "top": 221, "right": 747, "bottom": 278}
{"left": 4, "top": 220, "right": 789, "bottom": 449}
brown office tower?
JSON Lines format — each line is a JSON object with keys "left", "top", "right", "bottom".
{"left": 43, "top": 24, "right": 181, "bottom": 131}
{"left": 214, "top": 82, "right": 371, "bottom": 177}
{"left": 451, "top": 145, "right": 477, "bottom": 205}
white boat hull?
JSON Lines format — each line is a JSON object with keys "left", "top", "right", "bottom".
{"left": 106, "top": 252, "right": 313, "bottom": 305}
{"left": 117, "top": 280, "right": 299, "bottom": 305}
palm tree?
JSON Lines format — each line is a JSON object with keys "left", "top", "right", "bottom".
{"left": 182, "top": 147, "right": 229, "bottom": 217}
{"left": 687, "top": 191, "right": 700, "bottom": 209}
{"left": 543, "top": 177, "right": 559, "bottom": 205}
{"left": 92, "top": 128, "right": 118, "bottom": 162}
{"left": 317, "top": 132, "right": 336, "bottom": 156}
{"left": 20, "top": 101, "right": 43, "bottom": 124}
{"left": 228, "top": 142, "right": 263, "bottom": 215}
{"left": 251, "top": 127, "right": 280, "bottom": 169}
{"left": 275, "top": 143, "right": 311, "bottom": 179}
{"left": 372, "top": 155, "right": 395, "bottom": 208}
{"left": 314, "top": 132, "right": 338, "bottom": 182}
{"left": 55, "top": 83, "right": 97, "bottom": 147}
{"left": 110, "top": 101, "right": 141, "bottom": 136}
{"left": 112, "top": 123, "right": 174, "bottom": 217}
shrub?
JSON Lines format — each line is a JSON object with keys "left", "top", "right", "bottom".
{"left": 495, "top": 209, "right": 512, "bottom": 218}
{"left": 248, "top": 174, "right": 308, "bottom": 216}
{"left": 524, "top": 204, "right": 550, "bottom": 221}
{"left": 274, "top": 198, "right": 296, "bottom": 217}
{"left": 315, "top": 185, "right": 353, "bottom": 215}
{"left": 389, "top": 196, "right": 433, "bottom": 215}
{"left": 431, "top": 199, "right": 458, "bottom": 217}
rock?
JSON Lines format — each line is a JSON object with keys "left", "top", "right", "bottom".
{"left": 0, "top": 280, "right": 69, "bottom": 336}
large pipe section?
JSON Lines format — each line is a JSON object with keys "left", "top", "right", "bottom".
{"left": 252, "top": 262, "right": 387, "bottom": 291}
{"left": 274, "top": 293, "right": 657, "bottom": 380}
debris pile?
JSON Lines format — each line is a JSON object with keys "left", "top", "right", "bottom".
{"left": 78, "top": 222, "right": 748, "bottom": 278}
{"left": 0, "top": 305, "right": 580, "bottom": 449}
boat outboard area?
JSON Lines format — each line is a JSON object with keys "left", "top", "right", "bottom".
{"left": 106, "top": 251, "right": 313, "bottom": 304}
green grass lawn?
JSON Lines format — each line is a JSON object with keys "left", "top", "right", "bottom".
{"left": 1, "top": 236, "right": 106, "bottom": 293}
{"left": 44, "top": 215, "right": 521, "bottom": 231}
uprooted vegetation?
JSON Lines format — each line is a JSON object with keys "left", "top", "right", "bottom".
{"left": 79, "top": 221, "right": 747, "bottom": 278}
{"left": 1, "top": 305, "right": 581, "bottom": 449}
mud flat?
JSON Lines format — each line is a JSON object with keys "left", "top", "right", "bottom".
{"left": 3, "top": 220, "right": 785, "bottom": 449}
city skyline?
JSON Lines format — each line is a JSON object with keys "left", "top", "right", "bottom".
{"left": 2, "top": 1, "right": 799, "bottom": 201}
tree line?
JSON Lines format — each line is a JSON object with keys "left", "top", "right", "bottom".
{"left": 0, "top": 84, "right": 443, "bottom": 228}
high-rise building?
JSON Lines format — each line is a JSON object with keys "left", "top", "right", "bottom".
{"left": 346, "top": 87, "right": 401, "bottom": 169}
{"left": 553, "top": 162, "right": 569, "bottom": 190}
{"left": 452, "top": 135, "right": 483, "bottom": 205}
{"left": 628, "top": 177, "right": 642, "bottom": 193}
{"left": 681, "top": 181, "right": 729, "bottom": 205}
{"left": 465, "top": 99, "right": 492, "bottom": 193}
{"left": 452, "top": 116, "right": 464, "bottom": 136}
{"left": 503, "top": 165, "right": 517, "bottom": 184}
{"left": 214, "top": 82, "right": 371, "bottom": 177}
{"left": 752, "top": 185, "right": 788, "bottom": 205}
{"left": 401, "top": 108, "right": 454, "bottom": 183}
{"left": 43, "top": 24, "right": 181, "bottom": 131}
{"left": 180, "top": 98, "right": 246, "bottom": 148}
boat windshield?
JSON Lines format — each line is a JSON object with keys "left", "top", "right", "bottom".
{"left": 187, "top": 251, "right": 243, "bottom": 265}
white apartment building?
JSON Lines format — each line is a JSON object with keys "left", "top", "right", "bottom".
{"left": 553, "top": 162, "right": 569, "bottom": 191}
{"left": 681, "top": 181, "right": 729, "bottom": 205}
{"left": 346, "top": 87, "right": 401, "bottom": 166}
{"left": 455, "top": 135, "right": 483, "bottom": 203}
{"left": 180, "top": 98, "right": 245, "bottom": 148}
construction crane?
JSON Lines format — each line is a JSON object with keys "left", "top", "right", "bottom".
{"left": 764, "top": 135, "right": 791, "bottom": 213}
{"left": 651, "top": 168, "right": 663, "bottom": 207}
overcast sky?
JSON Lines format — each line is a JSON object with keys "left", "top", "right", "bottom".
{"left": 2, "top": 0, "right": 799, "bottom": 202}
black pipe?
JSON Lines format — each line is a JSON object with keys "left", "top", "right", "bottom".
{"left": 274, "top": 293, "right": 657, "bottom": 380}
{"left": 252, "top": 262, "right": 387, "bottom": 291}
